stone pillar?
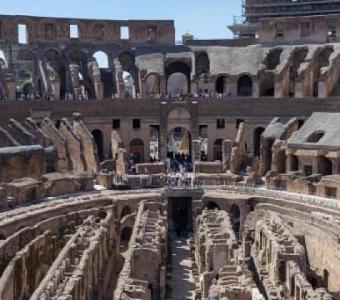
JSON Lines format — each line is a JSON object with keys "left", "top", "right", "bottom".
{"left": 191, "top": 79, "right": 198, "bottom": 95}
{"left": 51, "top": 82, "right": 60, "bottom": 100}
{"left": 252, "top": 79, "right": 260, "bottom": 97}
{"left": 140, "top": 79, "right": 146, "bottom": 98}
{"left": 192, "top": 139, "right": 202, "bottom": 162}
{"left": 222, "top": 139, "right": 233, "bottom": 170}
{"left": 7, "top": 81, "right": 16, "bottom": 101}
{"left": 94, "top": 82, "right": 104, "bottom": 100}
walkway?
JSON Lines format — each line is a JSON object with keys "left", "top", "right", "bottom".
{"left": 169, "top": 238, "right": 195, "bottom": 300}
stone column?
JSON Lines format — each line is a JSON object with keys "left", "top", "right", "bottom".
{"left": 252, "top": 79, "right": 260, "bottom": 97}
{"left": 222, "top": 139, "right": 233, "bottom": 170}
{"left": 192, "top": 139, "right": 202, "bottom": 162}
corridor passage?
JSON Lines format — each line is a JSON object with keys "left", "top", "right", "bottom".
{"left": 170, "top": 238, "right": 195, "bottom": 300}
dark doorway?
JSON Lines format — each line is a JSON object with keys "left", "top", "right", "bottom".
{"left": 168, "top": 197, "right": 192, "bottom": 238}
{"left": 230, "top": 204, "right": 241, "bottom": 239}
{"left": 92, "top": 129, "right": 104, "bottom": 162}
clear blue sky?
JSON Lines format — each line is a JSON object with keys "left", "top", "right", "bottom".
{"left": 0, "top": 0, "right": 243, "bottom": 40}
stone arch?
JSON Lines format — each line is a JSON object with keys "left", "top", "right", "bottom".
{"left": 167, "top": 127, "right": 192, "bottom": 168}
{"left": 93, "top": 50, "right": 114, "bottom": 98}
{"left": 289, "top": 48, "right": 308, "bottom": 97}
{"left": 145, "top": 73, "right": 161, "bottom": 95}
{"left": 213, "top": 139, "right": 223, "bottom": 161}
{"left": 253, "top": 127, "right": 265, "bottom": 158}
{"left": 121, "top": 206, "right": 132, "bottom": 219}
{"left": 166, "top": 61, "right": 191, "bottom": 95}
{"left": 93, "top": 50, "right": 109, "bottom": 69}
{"left": 215, "top": 75, "right": 227, "bottom": 95}
{"left": 42, "top": 48, "right": 65, "bottom": 98}
{"left": 167, "top": 107, "right": 191, "bottom": 133}
{"left": 197, "top": 72, "right": 209, "bottom": 94}
{"left": 118, "top": 50, "right": 139, "bottom": 94}
{"left": 17, "top": 69, "right": 34, "bottom": 98}
{"left": 204, "top": 201, "right": 220, "bottom": 210}
{"left": 237, "top": 75, "right": 253, "bottom": 97}
{"left": 92, "top": 129, "right": 104, "bottom": 162}
{"left": 195, "top": 52, "right": 210, "bottom": 75}
{"left": 312, "top": 46, "right": 334, "bottom": 97}
{"left": 129, "top": 138, "right": 145, "bottom": 164}
{"left": 319, "top": 156, "right": 333, "bottom": 176}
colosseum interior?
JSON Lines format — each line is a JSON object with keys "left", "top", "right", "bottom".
{"left": 0, "top": 3, "right": 339, "bottom": 300}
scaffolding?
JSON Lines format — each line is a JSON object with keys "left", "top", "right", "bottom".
{"left": 243, "top": 0, "right": 340, "bottom": 23}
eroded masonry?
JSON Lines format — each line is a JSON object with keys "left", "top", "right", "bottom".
{"left": 0, "top": 5, "right": 339, "bottom": 300}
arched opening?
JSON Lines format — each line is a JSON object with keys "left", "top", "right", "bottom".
{"left": 166, "top": 61, "right": 191, "bottom": 96}
{"left": 93, "top": 51, "right": 114, "bottom": 98}
{"left": 204, "top": 201, "right": 220, "bottom": 210}
{"left": 289, "top": 48, "right": 308, "bottom": 97}
{"left": 44, "top": 48, "right": 65, "bottom": 99}
{"left": 119, "top": 51, "right": 139, "bottom": 97}
{"left": 197, "top": 73, "right": 209, "bottom": 95}
{"left": 129, "top": 138, "right": 144, "bottom": 164}
{"left": 92, "top": 129, "right": 104, "bottom": 162}
{"left": 149, "top": 125, "right": 160, "bottom": 161}
{"left": 290, "top": 155, "right": 299, "bottom": 172}
{"left": 93, "top": 51, "right": 109, "bottom": 69}
{"left": 196, "top": 51, "right": 210, "bottom": 95}
{"left": 213, "top": 139, "right": 223, "bottom": 161}
{"left": 167, "top": 127, "right": 192, "bottom": 172}
{"left": 264, "top": 48, "right": 283, "bottom": 70}
{"left": 230, "top": 204, "right": 241, "bottom": 238}
{"left": 215, "top": 76, "right": 227, "bottom": 95}
{"left": 120, "top": 227, "right": 132, "bottom": 251}
{"left": 121, "top": 206, "right": 132, "bottom": 219}
{"left": 253, "top": 127, "right": 265, "bottom": 158}
{"left": 17, "top": 69, "right": 34, "bottom": 99}
{"left": 145, "top": 73, "right": 161, "bottom": 96}
{"left": 123, "top": 71, "right": 135, "bottom": 98}
{"left": 78, "top": 71, "right": 94, "bottom": 99}
{"left": 319, "top": 156, "right": 333, "bottom": 176}
{"left": 167, "top": 73, "right": 188, "bottom": 96}
{"left": 323, "top": 269, "right": 329, "bottom": 289}
{"left": 260, "top": 74, "right": 275, "bottom": 97}
{"left": 237, "top": 75, "right": 253, "bottom": 97}
{"left": 278, "top": 261, "right": 286, "bottom": 283}
{"left": 312, "top": 47, "right": 333, "bottom": 97}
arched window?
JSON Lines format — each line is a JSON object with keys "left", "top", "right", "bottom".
{"left": 93, "top": 51, "right": 109, "bottom": 69}
{"left": 237, "top": 75, "right": 253, "bottom": 97}
{"left": 166, "top": 61, "right": 191, "bottom": 96}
